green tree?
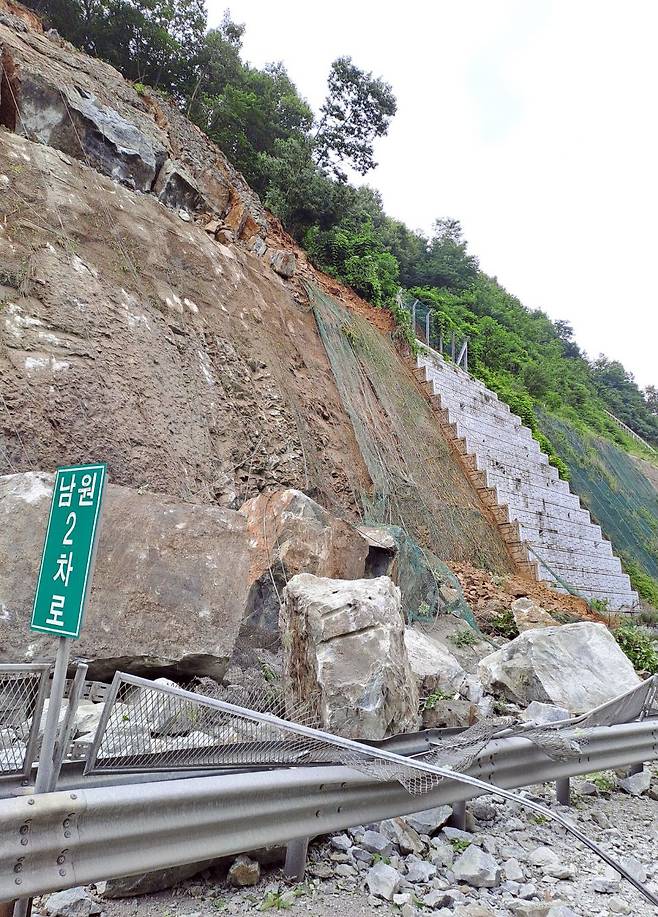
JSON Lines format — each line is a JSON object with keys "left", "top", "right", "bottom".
{"left": 313, "top": 56, "right": 397, "bottom": 181}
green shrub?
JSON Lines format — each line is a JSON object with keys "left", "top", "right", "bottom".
{"left": 449, "top": 628, "right": 479, "bottom": 647}
{"left": 614, "top": 623, "right": 658, "bottom": 674}
{"left": 487, "top": 609, "right": 519, "bottom": 640}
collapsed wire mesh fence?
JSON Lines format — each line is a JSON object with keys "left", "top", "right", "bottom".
{"left": 83, "top": 671, "right": 658, "bottom": 906}
{"left": 0, "top": 665, "right": 49, "bottom": 778}
{"left": 86, "top": 672, "right": 657, "bottom": 783}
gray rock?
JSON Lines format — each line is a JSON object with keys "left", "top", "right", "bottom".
{"left": 544, "top": 862, "right": 576, "bottom": 880}
{"left": 227, "top": 854, "right": 260, "bottom": 887}
{"left": 17, "top": 82, "right": 166, "bottom": 192}
{"left": 578, "top": 780, "right": 599, "bottom": 795}
{"left": 591, "top": 876, "right": 619, "bottom": 894}
{"left": 334, "top": 863, "right": 357, "bottom": 878}
{"left": 153, "top": 160, "right": 204, "bottom": 213}
{"left": 330, "top": 834, "right": 352, "bottom": 852}
{"left": 428, "top": 838, "right": 454, "bottom": 868}
{"left": 527, "top": 846, "right": 559, "bottom": 868}
{"left": 404, "top": 627, "right": 466, "bottom": 694}
{"left": 269, "top": 250, "right": 296, "bottom": 279}
{"left": 366, "top": 861, "right": 401, "bottom": 900}
{"left": 249, "top": 236, "right": 268, "bottom": 257}
{"left": 46, "top": 887, "right": 97, "bottom": 917}
{"left": 381, "top": 817, "right": 425, "bottom": 854}
{"left": 452, "top": 845, "right": 501, "bottom": 887}
{"left": 478, "top": 623, "right": 640, "bottom": 713}
{"left": 615, "top": 855, "right": 647, "bottom": 884}
{"left": 405, "top": 859, "right": 436, "bottom": 883}
{"left": 618, "top": 769, "right": 651, "bottom": 796}
{"left": 470, "top": 797, "right": 497, "bottom": 821}
{"left": 504, "top": 858, "right": 525, "bottom": 881}
{"left": 546, "top": 908, "right": 577, "bottom": 917}
{"left": 362, "top": 830, "right": 393, "bottom": 856}
{"left": 511, "top": 597, "right": 557, "bottom": 632}
{"left": 442, "top": 827, "right": 474, "bottom": 842}
{"left": 607, "top": 896, "right": 632, "bottom": 914}
{"left": 518, "top": 883, "right": 538, "bottom": 899}
{"left": 0, "top": 474, "right": 252, "bottom": 682}
{"left": 522, "top": 701, "right": 570, "bottom": 724}
{"left": 508, "top": 904, "right": 567, "bottom": 917}
{"left": 350, "top": 846, "right": 372, "bottom": 865}
{"left": 103, "top": 861, "right": 215, "bottom": 897}
{"left": 280, "top": 574, "right": 419, "bottom": 739}
{"left": 405, "top": 805, "right": 452, "bottom": 836}
{"left": 505, "top": 816, "right": 525, "bottom": 831}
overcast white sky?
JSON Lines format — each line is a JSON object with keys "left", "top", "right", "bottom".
{"left": 207, "top": 1, "right": 657, "bottom": 388}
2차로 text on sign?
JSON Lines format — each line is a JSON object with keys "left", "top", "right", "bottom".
{"left": 30, "top": 463, "right": 107, "bottom": 639}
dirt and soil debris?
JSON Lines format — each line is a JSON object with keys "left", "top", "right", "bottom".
{"left": 449, "top": 564, "right": 606, "bottom": 631}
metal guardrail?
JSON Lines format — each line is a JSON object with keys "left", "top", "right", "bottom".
{"left": 0, "top": 666, "right": 49, "bottom": 783}
{"left": 0, "top": 718, "right": 656, "bottom": 901}
{"left": 604, "top": 409, "right": 657, "bottom": 454}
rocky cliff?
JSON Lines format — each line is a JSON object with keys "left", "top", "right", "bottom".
{"left": 0, "top": 4, "right": 523, "bottom": 675}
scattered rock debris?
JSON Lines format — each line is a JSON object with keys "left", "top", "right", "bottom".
{"left": 45, "top": 767, "right": 656, "bottom": 917}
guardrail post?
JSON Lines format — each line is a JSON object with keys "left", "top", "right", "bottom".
{"left": 448, "top": 799, "right": 466, "bottom": 831}
{"left": 284, "top": 837, "right": 309, "bottom": 881}
{"left": 556, "top": 777, "right": 570, "bottom": 806}
{"left": 0, "top": 902, "right": 16, "bottom": 917}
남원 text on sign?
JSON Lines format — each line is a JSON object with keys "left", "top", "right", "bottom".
{"left": 31, "top": 463, "right": 107, "bottom": 638}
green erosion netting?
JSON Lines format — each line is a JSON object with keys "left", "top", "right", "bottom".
{"left": 539, "top": 411, "right": 658, "bottom": 584}
{"left": 310, "top": 284, "right": 513, "bottom": 576}
{"left": 379, "top": 525, "right": 477, "bottom": 627}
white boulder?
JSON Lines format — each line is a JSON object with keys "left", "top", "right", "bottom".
{"left": 281, "top": 574, "right": 419, "bottom": 739}
{"left": 478, "top": 622, "right": 640, "bottom": 713}
{"left": 404, "top": 627, "right": 466, "bottom": 694}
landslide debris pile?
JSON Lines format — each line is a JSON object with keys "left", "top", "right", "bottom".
{"left": 0, "top": 3, "right": 514, "bottom": 577}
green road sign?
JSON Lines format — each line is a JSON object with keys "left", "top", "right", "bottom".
{"left": 31, "top": 463, "right": 107, "bottom": 638}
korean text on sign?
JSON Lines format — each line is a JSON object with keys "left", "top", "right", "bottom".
{"left": 31, "top": 464, "right": 107, "bottom": 639}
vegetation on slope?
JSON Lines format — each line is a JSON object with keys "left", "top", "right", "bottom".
{"left": 28, "top": 0, "right": 658, "bottom": 457}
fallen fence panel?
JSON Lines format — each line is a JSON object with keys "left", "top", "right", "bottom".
{"left": 1, "top": 719, "right": 656, "bottom": 901}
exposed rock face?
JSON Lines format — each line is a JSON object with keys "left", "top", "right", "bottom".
{"left": 0, "top": 16, "right": 265, "bottom": 231}
{"left": 478, "top": 622, "right": 641, "bottom": 713}
{"left": 280, "top": 573, "right": 419, "bottom": 739}
{"left": 404, "top": 627, "right": 466, "bottom": 694}
{"left": 0, "top": 8, "right": 517, "bottom": 587}
{"left": 511, "top": 597, "right": 557, "bottom": 633}
{"left": 0, "top": 472, "right": 251, "bottom": 680}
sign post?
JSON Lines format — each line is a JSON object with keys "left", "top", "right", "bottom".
{"left": 30, "top": 462, "right": 107, "bottom": 793}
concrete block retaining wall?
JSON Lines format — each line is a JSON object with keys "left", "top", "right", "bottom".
{"left": 416, "top": 350, "right": 639, "bottom": 610}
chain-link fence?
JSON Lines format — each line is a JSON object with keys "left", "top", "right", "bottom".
{"left": 401, "top": 296, "right": 469, "bottom": 370}
{"left": 0, "top": 664, "right": 49, "bottom": 779}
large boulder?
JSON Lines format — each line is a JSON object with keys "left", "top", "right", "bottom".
{"left": 0, "top": 472, "right": 251, "bottom": 680}
{"left": 235, "top": 489, "right": 368, "bottom": 663}
{"left": 478, "top": 622, "right": 641, "bottom": 713}
{"left": 404, "top": 627, "right": 466, "bottom": 694}
{"left": 280, "top": 573, "right": 419, "bottom": 739}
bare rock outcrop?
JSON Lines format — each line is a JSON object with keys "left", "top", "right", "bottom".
{"left": 478, "top": 622, "right": 640, "bottom": 713}
{"left": 280, "top": 573, "right": 419, "bottom": 739}
{"left": 0, "top": 472, "right": 251, "bottom": 680}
